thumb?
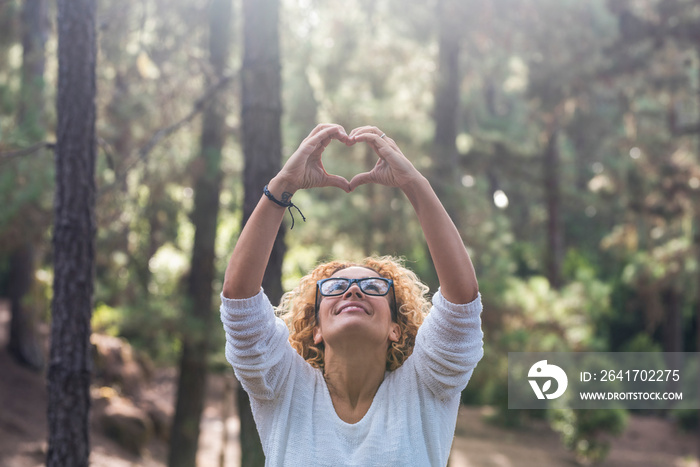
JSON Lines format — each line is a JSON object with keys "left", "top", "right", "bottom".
{"left": 349, "top": 172, "right": 374, "bottom": 191}
{"left": 324, "top": 174, "right": 352, "bottom": 193}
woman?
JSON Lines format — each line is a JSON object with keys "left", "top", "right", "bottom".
{"left": 221, "top": 124, "right": 484, "bottom": 466}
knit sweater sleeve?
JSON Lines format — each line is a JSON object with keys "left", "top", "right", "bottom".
{"left": 219, "top": 289, "right": 295, "bottom": 401}
{"left": 412, "top": 288, "right": 484, "bottom": 400}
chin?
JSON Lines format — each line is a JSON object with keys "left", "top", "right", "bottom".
{"left": 328, "top": 321, "right": 387, "bottom": 342}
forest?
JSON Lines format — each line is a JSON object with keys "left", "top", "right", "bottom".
{"left": 0, "top": 0, "right": 699, "bottom": 465}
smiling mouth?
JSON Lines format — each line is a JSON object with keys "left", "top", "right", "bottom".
{"left": 336, "top": 303, "right": 369, "bottom": 315}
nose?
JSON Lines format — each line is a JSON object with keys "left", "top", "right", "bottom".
{"left": 343, "top": 282, "right": 364, "bottom": 299}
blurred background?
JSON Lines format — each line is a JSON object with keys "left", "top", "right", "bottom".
{"left": 0, "top": 0, "right": 699, "bottom": 465}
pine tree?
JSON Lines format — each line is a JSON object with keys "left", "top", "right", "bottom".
{"left": 47, "top": 0, "right": 97, "bottom": 464}
{"left": 168, "top": 0, "right": 232, "bottom": 465}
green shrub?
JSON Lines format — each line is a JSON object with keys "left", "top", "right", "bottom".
{"left": 548, "top": 408, "right": 628, "bottom": 464}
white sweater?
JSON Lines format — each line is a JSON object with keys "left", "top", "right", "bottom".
{"left": 220, "top": 288, "right": 484, "bottom": 467}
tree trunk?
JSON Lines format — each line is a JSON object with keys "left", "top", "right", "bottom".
{"left": 167, "top": 2, "right": 231, "bottom": 466}
{"left": 238, "top": 0, "right": 283, "bottom": 464}
{"left": 543, "top": 129, "right": 563, "bottom": 289}
{"left": 17, "top": 0, "right": 47, "bottom": 139}
{"left": 8, "top": 0, "right": 48, "bottom": 372}
{"left": 432, "top": 0, "right": 462, "bottom": 221}
{"left": 7, "top": 243, "right": 44, "bottom": 370}
{"left": 47, "top": 0, "right": 97, "bottom": 465}
{"left": 661, "top": 287, "right": 683, "bottom": 354}
{"left": 660, "top": 286, "right": 683, "bottom": 400}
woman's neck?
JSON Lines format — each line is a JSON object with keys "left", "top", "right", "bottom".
{"left": 323, "top": 345, "right": 387, "bottom": 423}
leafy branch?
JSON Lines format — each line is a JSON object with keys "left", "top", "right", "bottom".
{"left": 98, "top": 72, "right": 236, "bottom": 197}
{"left": 0, "top": 73, "right": 235, "bottom": 186}
{"left": 0, "top": 141, "right": 56, "bottom": 162}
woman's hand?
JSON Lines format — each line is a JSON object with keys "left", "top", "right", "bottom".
{"left": 273, "top": 123, "right": 352, "bottom": 194}
{"left": 350, "top": 126, "right": 478, "bottom": 303}
{"left": 224, "top": 123, "right": 350, "bottom": 299}
{"left": 348, "top": 126, "right": 423, "bottom": 191}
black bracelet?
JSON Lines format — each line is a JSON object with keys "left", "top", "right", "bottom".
{"left": 263, "top": 185, "right": 306, "bottom": 229}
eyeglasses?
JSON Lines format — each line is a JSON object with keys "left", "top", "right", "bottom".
{"left": 318, "top": 277, "right": 393, "bottom": 296}
{"left": 315, "top": 277, "right": 397, "bottom": 319}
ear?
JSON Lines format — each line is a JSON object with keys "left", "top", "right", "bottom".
{"left": 388, "top": 323, "right": 400, "bottom": 343}
{"left": 313, "top": 325, "right": 323, "bottom": 345}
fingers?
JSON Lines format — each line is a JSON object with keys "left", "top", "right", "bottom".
{"left": 349, "top": 126, "right": 401, "bottom": 153}
{"left": 305, "top": 124, "right": 350, "bottom": 147}
{"left": 308, "top": 123, "right": 345, "bottom": 137}
{"left": 306, "top": 126, "right": 351, "bottom": 162}
{"left": 324, "top": 173, "right": 352, "bottom": 193}
{"left": 382, "top": 134, "right": 401, "bottom": 153}
{"left": 348, "top": 172, "right": 374, "bottom": 191}
{"left": 349, "top": 125, "right": 380, "bottom": 138}
{"left": 287, "top": 123, "right": 408, "bottom": 193}
{"left": 352, "top": 133, "right": 393, "bottom": 157}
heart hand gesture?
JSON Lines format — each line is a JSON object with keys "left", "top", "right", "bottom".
{"left": 347, "top": 126, "right": 423, "bottom": 191}
{"left": 275, "top": 123, "right": 353, "bottom": 194}
{"left": 228, "top": 122, "right": 478, "bottom": 306}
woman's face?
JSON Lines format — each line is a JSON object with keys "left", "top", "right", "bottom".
{"left": 313, "top": 266, "right": 400, "bottom": 347}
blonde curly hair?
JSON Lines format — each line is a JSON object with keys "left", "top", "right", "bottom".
{"left": 278, "top": 256, "right": 430, "bottom": 372}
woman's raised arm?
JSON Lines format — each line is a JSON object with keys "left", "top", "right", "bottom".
{"left": 349, "top": 126, "right": 478, "bottom": 304}
{"left": 222, "top": 124, "right": 351, "bottom": 299}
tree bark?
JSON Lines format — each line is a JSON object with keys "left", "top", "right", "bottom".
{"left": 432, "top": 0, "right": 462, "bottom": 221}
{"left": 544, "top": 129, "right": 563, "bottom": 289}
{"left": 7, "top": 243, "right": 44, "bottom": 370}
{"left": 18, "top": 0, "right": 47, "bottom": 139}
{"left": 167, "top": 1, "right": 231, "bottom": 466}
{"left": 661, "top": 287, "right": 683, "bottom": 354}
{"left": 47, "top": 0, "right": 97, "bottom": 465}
{"left": 660, "top": 286, "right": 683, "bottom": 400}
{"left": 7, "top": 0, "right": 48, "bottom": 372}
{"left": 238, "top": 0, "right": 283, "bottom": 464}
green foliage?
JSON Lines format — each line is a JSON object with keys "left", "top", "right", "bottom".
{"left": 672, "top": 409, "right": 699, "bottom": 432}
{"left": 549, "top": 408, "right": 628, "bottom": 464}
{"left": 1, "top": 0, "right": 698, "bottom": 460}
{"left": 620, "top": 333, "right": 663, "bottom": 353}
{"left": 92, "top": 303, "right": 123, "bottom": 337}
{"left": 499, "top": 274, "right": 611, "bottom": 351}
{"left": 103, "top": 296, "right": 185, "bottom": 366}
{"left": 466, "top": 272, "right": 613, "bottom": 428}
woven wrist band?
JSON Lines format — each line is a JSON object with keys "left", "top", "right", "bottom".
{"left": 263, "top": 184, "right": 306, "bottom": 229}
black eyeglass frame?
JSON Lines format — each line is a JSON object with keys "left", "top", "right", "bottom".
{"left": 315, "top": 277, "right": 397, "bottom": 321}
